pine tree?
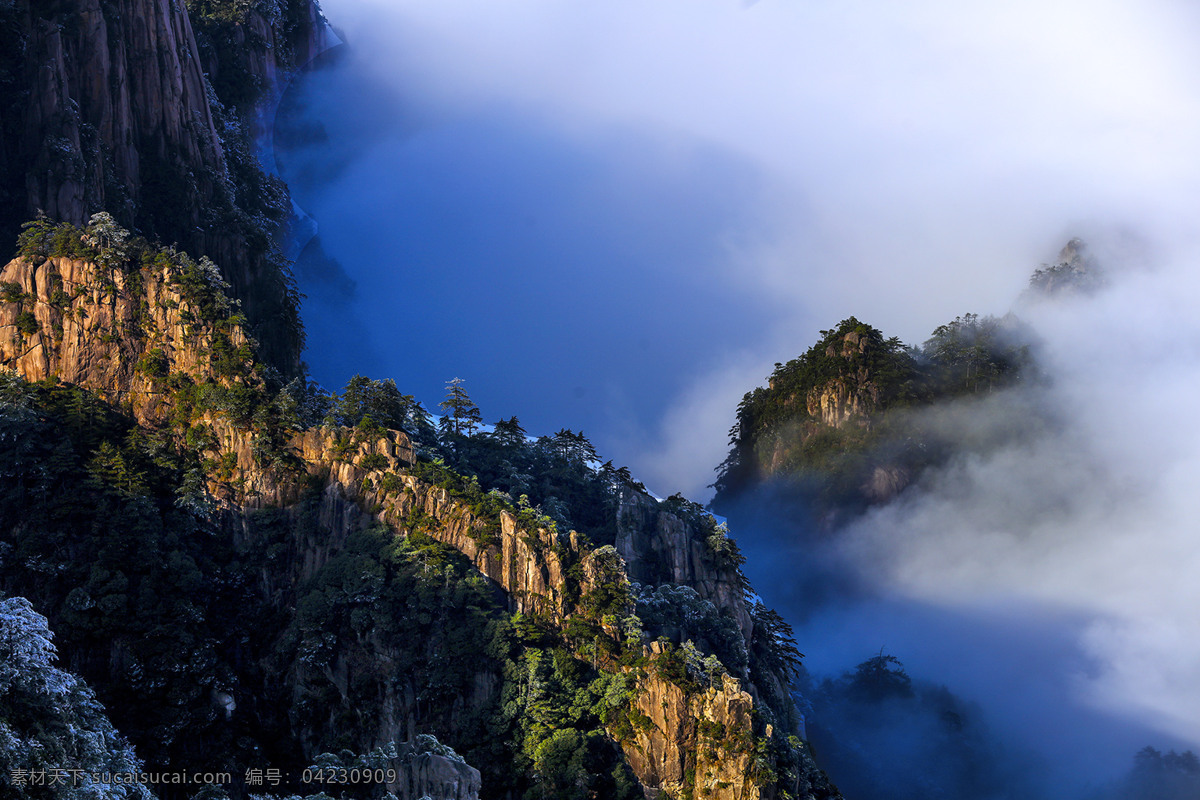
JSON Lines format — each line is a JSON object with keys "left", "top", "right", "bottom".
{"left": 439, "top": 378, "right": 482, "bottom": 437}
{"left": 491, "top": 416, "right": 527, "bottom": 446}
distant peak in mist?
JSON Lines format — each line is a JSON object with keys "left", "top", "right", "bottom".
{"left": 1024, "top": 237, "right": 1106, "bottom": 299}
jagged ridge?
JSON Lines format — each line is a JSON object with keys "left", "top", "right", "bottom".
{"left": 0, "top": 233, "right": 841, "bottom": 800}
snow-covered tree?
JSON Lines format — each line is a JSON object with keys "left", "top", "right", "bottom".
{"left": 0, "top": 595, "right": 154, "bottom": 799}
{"left": 85, "top": 212, "right": 131, "bottom": 270}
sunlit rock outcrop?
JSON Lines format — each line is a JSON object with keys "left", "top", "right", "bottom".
{"left": 0, "top": 0, "right": 330, "bottom": 373}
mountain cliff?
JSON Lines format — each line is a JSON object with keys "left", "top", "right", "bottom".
{"left": 0, "top": 3, "right": 850, "bottom": 797}
{"left": 0, "top": 220, "right": 841, "bottom": 799}
{"left": 0, "top": 0, "right": 331, "bottom": 375}
{"left": 713, "top": 313, "right": 1036, "bottom": 522}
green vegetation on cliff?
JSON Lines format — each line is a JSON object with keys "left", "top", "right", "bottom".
{"left": 0, "top": 0, "right": 315, "bottom": 374}
{"left": 713, "top": 314, "right": 1035, "bottom": 517}
{"left": 0, "top": 372, "right": 277, "bottom": 776}
{"left": 0, "top": 223, "right": 834, "bottom": 800}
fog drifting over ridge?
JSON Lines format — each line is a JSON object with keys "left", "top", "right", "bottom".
{"left": 719, "top": 245, "right": 1200, "bottom": 794}
{"left": 283, "top": 0, "right": 1200, "bottom": 793}
{"left": 296, "top": 0, "right": 1200, "bottom": 502}
{"left": 852, "top": 258, "right": 1200, "bottom": 736}
{"left": 770, "top": 253, "right": 1200, "bottom": 793}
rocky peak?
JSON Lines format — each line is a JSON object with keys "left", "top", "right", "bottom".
{"left": 1026, "top": 237, "right": 1104, "bottom": 297}
{"left": 1058, "top": 237, "right": 1088, "bottom": 266}
{"left": 826, "top": 329, "right": 868, "bottom": 359}
{"left": 713, "top": 317, "right": 920, "bottom": 516}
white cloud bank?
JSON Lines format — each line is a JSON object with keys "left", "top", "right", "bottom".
{"left": 837, "top": 257, "right": 1200, "bottom": 750}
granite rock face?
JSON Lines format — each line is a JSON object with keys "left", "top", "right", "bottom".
{"left": 0, "top": 254, "right": 248, "bottom": 423}
{"left": 623, "top": 654, "right": 759, "bottom": 799}
{"left": 0, "top": 251, "right": 841, "bottom": 800}
{"left": 616, "top": 490, "right": 752, "bottom": 638}
{"left": 0, "top": 0, "right": 329, "bottom": 373}
{"left": 2, "top": 0, "right": 222, "bottom": 229}
{"left": 392, "top": 736, "right": 482, "bottom": 800}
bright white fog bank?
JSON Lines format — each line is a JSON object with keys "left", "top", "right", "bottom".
{"left": 842, "top": 248, "right": 1200, "bottom": 742}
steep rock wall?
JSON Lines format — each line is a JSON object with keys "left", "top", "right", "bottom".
{"left": 625, "top": 655, "right": 759, "bottom": 800}
{"left": 0, "top": 254, "right": 252, "bottom": 424}
{"left": 1, "top": 0, "right": 222, "bottom": 229}
{"left": 804, "top": 373, "right": 880, "bottom": 429}
{"left": 0, "top": 252, "right": 839, "bottom": 800}
{"left": 616, "top": 490, "right": 752, "bottom": 638}
{"left": 228, "top": 426, "right": 588, "bottom": 622}
{"left": 0, "top": 0, "right": 328, "bottom": 373}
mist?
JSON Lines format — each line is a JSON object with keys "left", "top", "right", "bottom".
{"left": 851, "top": 259, "right": 1200, "bottom": 767}
{"left": 272, "top": 0, "right": 1200, "bottom": 796}
{"left": 723, "top": 248, "right": 1200, "bottom": 795}
{"left": 279, "top": 0, "right": 1200, "bottom": 499}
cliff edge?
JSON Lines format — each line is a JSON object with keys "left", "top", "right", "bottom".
{"left": 0, "top": 226, "right": 841, "bottom": 799}
{"left": 0, "top": 0, "right": 331, "bottom": 374}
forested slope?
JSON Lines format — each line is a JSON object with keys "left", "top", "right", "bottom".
{"left": 0, "top": 218, "right": 841, "bottom": 800}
